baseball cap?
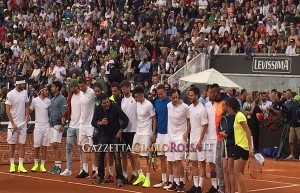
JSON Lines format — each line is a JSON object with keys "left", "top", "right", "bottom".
{"left": 294, "top": 95, "right": 300, "bottom": 101}
{"left": 123, "top": 21, "right": 127, "bottom": 25}
{"left": 68, "top": 79, "right": 79, "bottom": 87}
{"left": 290, "top": 38, "right": 295, "bottom": 43}
{"left": 131, "top": 22, "right": 135, "bottom": 25}
{"left": 13, "top": 40, "right": 18, "bottom": 44}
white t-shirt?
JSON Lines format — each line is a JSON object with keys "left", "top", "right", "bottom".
{"left": 205, "top": 101, "right": 218, "bottom": 140}
{"left": 30, "top": 96, "right": 51, "bottom": 128}
{"left": 136, "top": 99, "right": 155, "bottom": 135}
{"left": 167, "top": 102, "right": 189, "bottom": 141}
{"left": 53, "top": 66, "right": 66, "bottom": 82}
{"left": 80, "top": 87, "right": 95, "bottom": 129}
{"left": 189, "top": 102, "right": 208, "bottom": 143}
{"left": 5, "top": 89, "right": 29, "bottom": 128}
{"left": 121, "top": 96, "right": 137, "bottom": 132}
{"left": 69, "top": 93, "right": 81, "bottom": 128}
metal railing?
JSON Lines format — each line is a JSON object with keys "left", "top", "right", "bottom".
{"left": 168, "top": 53, "right": 210, "bottom": 91}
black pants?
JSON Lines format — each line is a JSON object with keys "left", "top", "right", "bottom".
{"left": 97, "top": 134, "right": 123, "bottom": 180}
{"left": 250, "top": 123, "right": 260, "bottom": 152}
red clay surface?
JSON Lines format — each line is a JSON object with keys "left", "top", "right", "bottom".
{"left": 0, "top": 158, "right": 299, "bottom": 193}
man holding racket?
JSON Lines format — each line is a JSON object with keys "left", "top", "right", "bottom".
{"left": 49, "top": 81, "right": 67, "bottom": 175}
{"left": 5, "top": 77, "right": 30, "bottom": 173}
{"left": 60, "top": 79, "right": 83, "bottom": 176}
{"left": 186, "top": 87, "right": 208, "bottom": 193}
{"left": 166, "top": 89, "right": 190, "bottom": 192}
{"left": 30, "top": 85, "right": 51, "bottom": 173}
{"left": 131, "top": 86, "right": 156, "bottom": 188}
{"left": 77, "top": 77, "right": 96, "bottom": 178}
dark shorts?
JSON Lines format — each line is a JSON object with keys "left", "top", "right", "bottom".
{"left": 234, "top": 145, "right": 249, "bottom": 161}
{"left": 122, "top": 132, "right": 135, "bottom": 152}
{"left": 223, "top": 145, "right": 235, "bottom": 158}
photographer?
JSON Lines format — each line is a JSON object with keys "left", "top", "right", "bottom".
{"left": 284, "top": 95, "right": 300, "bottom": 160}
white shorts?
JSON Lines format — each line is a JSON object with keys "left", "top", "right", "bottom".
{"left": 49, "top": 125, "right": 63, "bottom": 143}
{"left": 156, "top": 133, "right": 169, "bottom": 156}
{"left": 79, "top": 127, "right": 94, "bottom": 146}
{"left": 204, "top": 139, "right": 217, "bottom": 163}
{"left": 7, "top": 125, "right": 27, "bottom": 145}
{"left": 132, "top": 134, "right": 151, "bottom": 157}
{"left": 167, "top": 139, "right": 186, "bottom": 162}
{"left": 33, "top": 127, "right": 50, "bottom": 148}
{"left": 188, "top": 141, "right": 206, "bottom": 161}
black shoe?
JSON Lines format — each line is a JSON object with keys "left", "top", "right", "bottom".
{"left": 186, "top": 185, "right": 197, "bottom": 193}
{"left": 76, "top": 170, "right": 90, "bottom": 178}
{"left": 128, "top": 175, "right": 137, "bottom": 185}
{"left": 167, "top": 182, "right": 178, "bottom": 192}
{"left": 122, "top": 177, "right": 129, "bottom": 184}
{"left": 206, "top": 186, "right": 218, "bottom": 193}
{"left": 117, "top": 179, "right": 124, "bottom": 187}
{"left": 92, "top": 177, "right": 105, "bottom": 185}
{"left": 177, "top": 181, "right": 185, "bottom": 192}
{"left": 195, "top": 186, "right": 203, "bottom": 193}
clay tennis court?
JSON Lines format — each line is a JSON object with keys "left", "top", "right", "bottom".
{"left": 0, "top": 158, "right": 300, "bottom": 193}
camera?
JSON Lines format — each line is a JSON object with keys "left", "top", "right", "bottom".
{"left": 281, "top": 100, "right": 300, "bottom": 126}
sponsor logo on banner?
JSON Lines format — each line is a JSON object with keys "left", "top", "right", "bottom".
{"left": 252, "top": 57, "right": 292, "bottom": 74}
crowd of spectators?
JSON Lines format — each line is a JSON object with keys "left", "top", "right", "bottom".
{"left": 0, "top": 0, "right": 300, "bottom": 91}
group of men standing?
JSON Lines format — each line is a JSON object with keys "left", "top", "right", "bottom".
{"left": 5, "top": 76, "right": 227, "bottom": 193}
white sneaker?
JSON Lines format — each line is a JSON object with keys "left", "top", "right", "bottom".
{"left": 153, "top": 181, "right": 167, "bottom": 188}
{"left": 163, "top": 181, "right": 172, "bottom": 190}
{"left": 60, "top": 169, "right": 72, "bottom": 176}
{"left": 286, "top": 155, "right": 295, "bottom": 160}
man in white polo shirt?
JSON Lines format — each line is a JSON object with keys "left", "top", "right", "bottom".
{"left": 6, "top": 77, "right": 30, "bottom": 173}
{"left": 186, "top": 87, "right": 209, "bottom": 193}
{"left": 120, "top": 80, "right": 138, "bottom": 184}
{"left": 30, "top": 85, "right": 51, "bottom": 173}
{"left": 166, "top": 89, "right": 189, "bottom": 193}
{"left": 132, "top": 86, "right": 156, "bottom": 188}
{"left": 76, "top": 77, "right": 96, "bottom": 178}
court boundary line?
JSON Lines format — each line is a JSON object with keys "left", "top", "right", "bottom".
{"left": 0, "top": 172, "right": 142, "bottom": 193}
{"left": 266, "top": 174, "right": 300, "bottom": 180}
{"left": 249, "top": 179, "right": 298, "bottom": 185}
{"left": 248, "top": 184, "right": 300, "bottom": 192}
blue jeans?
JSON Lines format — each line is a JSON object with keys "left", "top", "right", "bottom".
{"left": 66, "top": 127, "right": 82, "bottom": 171}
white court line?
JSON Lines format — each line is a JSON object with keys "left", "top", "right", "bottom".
{"left": 248, "top": 184, "right": 300, "bottom": 192}
{"left": 0, "top": 172, "right": 142, "bottom": 193}
{"left": 266, "top": 174, "right": 300, "bottom": 180}
{"left": 250, "top": 179, "right": 296, "bottom": 185}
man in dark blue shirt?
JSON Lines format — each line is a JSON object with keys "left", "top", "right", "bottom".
{"left": 153, "top": 84, "right": 172, "bottom": 189}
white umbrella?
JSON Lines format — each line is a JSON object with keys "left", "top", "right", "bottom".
{"left": 179, "top": 68, "right": 242, "bottom": 88}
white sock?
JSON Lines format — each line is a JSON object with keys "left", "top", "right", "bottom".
{"left": 138, "top": 169, "right": 143, "bottom": 175}
{"left": 162, "top": 173, "right": 167, "bottom": 182}
{"left": 146, "top": 173, "right": 150, "bottom": 179}
{"left": 19, "top": 158, "right": 24, "bottom": 165}
{"left": 83, "top": 163, "right": 88, "bottom": 172}
{"left": 92, "top": 165, "right": 97, "bottom": 171}
{"left": 132, "top": 170, "right": 137, "bottom": 176}
{"left": 55, "top": 161, "right": 61, "bottom": 168}
{"left": 94, "top": 166, "right": 98, "bottom": 172}
{"left": 193, "top": 176, "right": 199, "bottom": 187}
{"left": 10, "top": 158, "right": 15, "bottom": 165}
{"left": 109, "top": 166, "right": 113, "bottom": 176}
{"left": 169, "top": 174, "right": 174, "bottom": 182}
{"left": 41, "top": 160, "right": 46, "bottom": 165}
{"left": 174, "top": 178, "right": 179, "bottom": 185}
{"left": 34, "top": 159, "right": 38, "bottom": 165}
{"left": 211, "top": 178, "right": 217, "bottom": 189}
{"left": 180, "top": 177, "right": 185, "bottom": 184}
{"left": 123, "top": 171, "right": 128, "bottom": 178}
{"left": 199, "top": 177, "right": 204, "bottom": 188}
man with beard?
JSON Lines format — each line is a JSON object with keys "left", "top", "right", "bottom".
{"left": 6, "top": 77, "right": 30, "bottom": 173}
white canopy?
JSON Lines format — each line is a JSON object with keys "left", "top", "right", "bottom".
{"left": 179, "top": 68, "right": 242, "bottom": 88}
